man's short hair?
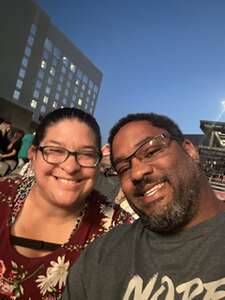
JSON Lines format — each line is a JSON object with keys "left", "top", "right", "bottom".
{"left": 108, "top": 113, "right": 185, "bottom": 163}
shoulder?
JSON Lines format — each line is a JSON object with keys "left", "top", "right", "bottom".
{"left": 0, "top": 176, "right": 22, "bottom": 206}
{"left": 90, "top": 190, "right": 134, "bottom": 225}
{"left": 81, "top": 219, "right": 142, "bottom": 263}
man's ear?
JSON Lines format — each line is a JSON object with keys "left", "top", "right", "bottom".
{"left": 182, "top": 139, "right": 200, "bottom": 161}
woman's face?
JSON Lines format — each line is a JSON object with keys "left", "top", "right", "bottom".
{"left": 29, "top": 118, "right": 100, "bottom": 211}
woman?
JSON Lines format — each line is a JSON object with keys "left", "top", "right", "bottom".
{"left": 0, "top": 108, "right": 132, "bottom": 299}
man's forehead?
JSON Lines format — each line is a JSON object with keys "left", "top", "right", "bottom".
{"left": 112, "top": 120, "right": 165, "bottom": 159}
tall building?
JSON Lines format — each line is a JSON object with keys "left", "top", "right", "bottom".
{"left": 0, "top": 0, "right": 102, "bottom": 131}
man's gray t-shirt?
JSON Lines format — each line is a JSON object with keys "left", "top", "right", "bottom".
{"left": 63, "top": 212, "right": 225, "bottom": 300}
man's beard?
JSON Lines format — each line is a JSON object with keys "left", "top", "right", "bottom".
{"left": 128, "top": 156, "right": 202, "bottom": 234}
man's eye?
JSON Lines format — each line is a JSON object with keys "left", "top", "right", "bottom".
{"left": 144, "top": 147, "right": 162, "bottom": 158}
{"left": 117, "top": 164, "right": 130, "bottom": 175}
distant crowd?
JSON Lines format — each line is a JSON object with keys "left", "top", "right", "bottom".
{"left": 0, "top": 118, "right": 33, "bottom": 176}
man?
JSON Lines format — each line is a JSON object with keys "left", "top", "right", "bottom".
{"left": 63, "top": 113, "right": 225, "bottom": 300}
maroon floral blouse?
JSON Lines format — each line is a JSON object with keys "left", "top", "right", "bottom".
{"left": 0, "top": 176, "right": 133, "bottom": 299}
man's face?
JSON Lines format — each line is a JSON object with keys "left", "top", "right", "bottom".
{"left": 112, "top": 120, "right": 202, "bottom": 233}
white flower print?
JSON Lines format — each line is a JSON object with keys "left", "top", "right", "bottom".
{"left": 100, "top": 204, "right": 114, "bottom": 229}
{"left": 36, "top": 255, "right": 70, "bottom": 296}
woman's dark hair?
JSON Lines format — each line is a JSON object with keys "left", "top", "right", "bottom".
{"left": 32, "top": 108, "right": 101, "bottom": 151}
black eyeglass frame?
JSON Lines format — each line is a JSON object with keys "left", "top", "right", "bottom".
{"left": 112, "top": 132, "right": 176, "bottom": 175}
{"left": 38, "top": 146, "right": 102, "bottom": 168}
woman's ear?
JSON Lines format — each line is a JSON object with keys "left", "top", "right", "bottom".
{"left": 28, "top": 145, "right": 36, "bottom": 161}
{"left": 182, "top": 139, "right": 200, "bottom": 162}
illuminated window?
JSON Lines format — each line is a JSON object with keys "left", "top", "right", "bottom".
{"left": 41, "top": 60, "right": 47, "bottom": 69}
{"left": 78, "top": 98, "right": 82, "bottom": 106}
{"left": 50, "top": 67, "right": 55, "bottom": 76}
{"left": 53, "top": 101, "right": 57, "bottom": 108}
{"left": 75, "top": 79, "right": 79, "bottom": 86}
{"left": 81, "top": 84, "right": 86, "bottom": 91}
{"left": 43, "top": 96, "right": 49, "bottom": 104}
{"left": 70, "top": 63, "right": 76, "bottom": 73}
{"left": 62, "top": 56, "right": 69, "bottom": 67}
{"left": 13, "top": 90, "right": 20, "bottom": 100}
{"left": 30, "top": 99, "right": 37, "bottom": 108}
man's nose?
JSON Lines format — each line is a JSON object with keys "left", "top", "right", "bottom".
{"left": 130, "top": 157, "right": 153, "bottom": 182}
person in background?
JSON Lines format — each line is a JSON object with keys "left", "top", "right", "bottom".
{"left": 95, "top": 143, "right": 121, "bottom": 202}
{"left": 0, "top": 120, "right": 12, "bottom": 153}
{"left": 17, "top": 132, "right": 34, "bottom": 167}
{"left": 0, "top": 129, "right": 24, "bottom": 176}
{"left": 63, "top": 112, "right": 225, "bottom": 300}
{"left": 0, "top": 108, "right": 132, "bottom": 299}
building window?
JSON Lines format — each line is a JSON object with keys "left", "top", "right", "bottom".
{"left": 68, "top": 71, "right": 73, "bottom": 80}
{"left": 72, "top": 95, "right": 76, "bottom": 102}
{"left": 50, "top": 67, "right": 55, "bottom": 76}
{"left": 35, "top": 79, "right": 42, "bottom": 89}
{"left": 53, "top": 101, "right": 57, "bottom": 109}
{"left": 43, "top": 95, "right": 49, "bottom": 104}
{"left": 64, "top": 89, "right": 69, "bottom": 96}
{"left": 44, "top": 38, "right": 53, "bottom": 52}
{"left": 43, "top": 50, "right": 49, "bottom": 60}
{"left": 62, "top": 98, "right": 67, "bottom": 105}
{"left": 13, "top": 89, "right": 20, "bottom": 100}
{"left": 87, "top": 89, "right": 91, "bottom": 95}
{"left": 62, "top": 56, "right": 69, "bottom": 67}
{"left": 59, "top": 75, "right": 64, "bottom": 83}
{"left": 18, "top": 68, "right": 26, "bottom": 79}
{"left": 79, "top": 91, "right": 84, "bottom": 98}
{"left": 77, "top": 69, "right": 83, "bottom": 79}
{"left": 52, "top": 57, "right": 58, "bottom": 67}
{"left": 40, "top": 105, "right": 47, "bottom": 114}
{"left": 38, "top": 69, "right": 44, "bottom": 80}
{"left": 94, "top": 85, "right": 99, "bottom": 93}
{"left": 21, "top": 57, "right": 29, "bottom": 68}
{"left": 75, "top": 79, "right": 79, "bottom": 86}
{"left": 78, "top": 98, "right": 82, "bottom": 106}
{"left": 16, "top": 79, "right": 23, "bottom": 89}
{"left": 70, "top": 63, "right": 76, "bottom": 73}
{"left": 47, "top": 77, "right": 53, "bottom": 85}
{"left": 74, "top": 86, "right": 78, "bottom": 94}
{"left": 57, "top": 83, "right": 62, "bottom": 92}
{"left": 33, "top": 89, "right": 40, "bottom": 99}
{"left": 41, "top": 60, "right": 47, "bottom": 69}
{"left": 81, "top": 84, "right": 86, "bottom": 91}
{"left": 30, "top": 24, "right": 37, "bottom": 36}
{"left": 45, "top": 86, "right": 51, "bottom": 95}
{"left": 88, "top": 80, "right": 94, "bottom": 89}
{"left": 30, "top": 99, "right": 37, "bottom": 108}
{"left": 61, "top": 66, "right": 66, "bottom": 74}
{"left": 27, "top": 35, "right": 34, "bottom": 47}
{"left": 55, "top": 92, "right": 60, "bottom": 100}
{"left": 83, "top": 74, "right": 88, "bottom": 84}
{"left": 53, "top": 47, "right": 61, "bottom": 59}
{"left": 66, "top": 81, "right": 71, "bottom": 88}
{"left": 24, "top": 46, "right": 31, "bottom": 57}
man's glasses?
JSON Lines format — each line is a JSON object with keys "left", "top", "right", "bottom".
{"left": 113, "top": 133, "right": 175, "bottom": 176}
{"left": 38, "top": 146, "right": 101, "bottom": 168}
